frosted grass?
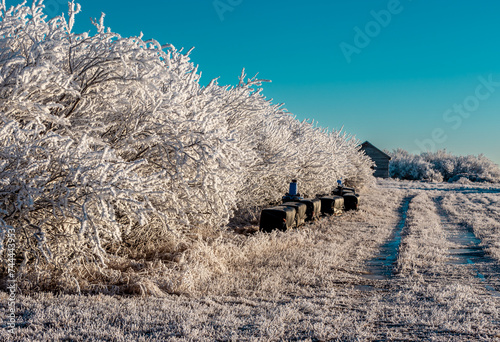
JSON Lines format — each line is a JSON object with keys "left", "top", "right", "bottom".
{"left": 2, "top": 180, "right": 500, "bottom": 341}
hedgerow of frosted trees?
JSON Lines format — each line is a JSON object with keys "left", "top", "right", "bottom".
{"left": 0, "top": 0, "right": 374, "bottom": 288}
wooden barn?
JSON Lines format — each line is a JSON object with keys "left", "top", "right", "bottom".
{"left": 360, "top": 141, "right": 391, "bottom": 178}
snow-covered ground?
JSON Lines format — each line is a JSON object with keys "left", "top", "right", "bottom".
{"left": 1, "top": 179, "right": 500, "bottom": 341}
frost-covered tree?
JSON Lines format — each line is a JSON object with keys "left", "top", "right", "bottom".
{"left": 0, "top": 1, "right": 374, "bottom": 292}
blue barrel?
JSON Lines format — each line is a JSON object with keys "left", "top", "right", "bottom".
{"left": 289, "top": 180, "right": 298, "bottom": 196}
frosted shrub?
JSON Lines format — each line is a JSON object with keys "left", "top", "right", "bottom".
{"left": 0, "top": 1, "right": 374, "bottom": 292}
{"left": 389, "top": 149, "right": 434, "bottom": 181}
{"left": 0, "top": 118, "right": 161, "bottom": 275}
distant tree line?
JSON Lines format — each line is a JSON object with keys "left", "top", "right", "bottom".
{"left": 388, "top": 149, "right": 500, "bottom": 183}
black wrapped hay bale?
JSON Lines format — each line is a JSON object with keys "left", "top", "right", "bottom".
{"left": 343, "top": 193, "right": 359, "bottom": 211}
{"left": 319, "top": 196, "right": 344, "bottom": 216}
{"left": 280, "top": 202, "right": 308, "bottom": 227}
{"left": 332, "top": 186, "right": 356, "bottom": 196}
{"left": 260, "top": 206, "right": 296, "bottom": 232}
{"left": 300, "top": 198, "right": 321, "bottom": 221}
{"left": 282, "top": 198, "right": 321, "bottom": 222}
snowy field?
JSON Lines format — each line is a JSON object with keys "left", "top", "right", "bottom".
{"left": 1, "top": 179, "right": 500, "bottom": 341}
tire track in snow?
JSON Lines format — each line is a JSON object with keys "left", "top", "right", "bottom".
{"left": 435, "top": 196, "right": 500, "bottom": 298}
{"left": 361, "top": 195, "right": 414, "bottom": 283}
{"left": 357, "top": 189, "right": 500, "bottom": 340}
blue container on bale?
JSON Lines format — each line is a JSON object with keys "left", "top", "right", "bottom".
{"left": 282, "top": 180, "right": 322, "bottom": 222}
{"left": 289, "top": 179, "right": 298, "bottom": 196}
{"left": 282, "top": 179, "right": 300, "bottom": 201}
{"left": 260, "top": 206, "right": 296, "bottom": 232}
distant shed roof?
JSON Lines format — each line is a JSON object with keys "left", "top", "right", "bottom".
{"left": 360, "top": 141, "right": 392, "bottom": 160}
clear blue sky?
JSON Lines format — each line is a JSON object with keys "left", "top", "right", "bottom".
{"left": 26, "top": 0, "right": 500, "bottom": 164}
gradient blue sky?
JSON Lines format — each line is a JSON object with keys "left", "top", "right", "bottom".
{"left": 30, "top": 0, "right": 500, "bottom": 164}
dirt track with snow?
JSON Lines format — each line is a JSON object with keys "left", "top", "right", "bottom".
{"left": 2, "top": 180, "right": 500, "bottom": 341}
